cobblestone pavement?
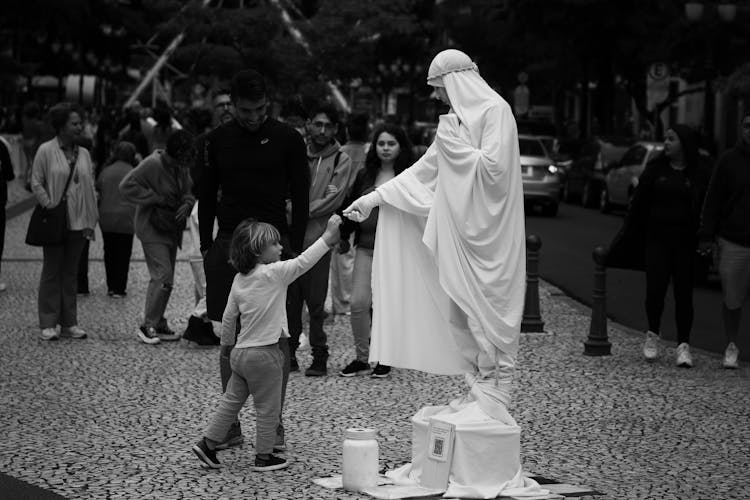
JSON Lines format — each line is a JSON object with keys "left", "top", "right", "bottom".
{"left": 1, "top": 208, "right": 749, "bottom": 500}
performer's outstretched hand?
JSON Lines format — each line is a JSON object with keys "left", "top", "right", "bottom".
{"left": 343, "top": 191, "right": 382, "bottom": 222}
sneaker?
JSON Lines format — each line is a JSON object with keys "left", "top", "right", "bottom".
{"left": 156, "top": 323, "right": 180, "bottom": 341}
{"left": 723, "top": 342, "right": 739, "bottom": 369}
{"left": 643, "top": 331, "right": 659, "bottom": 360}
{"left": 339, "top": 359, "right": 371, "bottom": 377}
{"left": 304, "top": 357, "right": 327, "bottom": 377}
{"left": 371, "top": 363, "right": 391, "bottom": 378}
{"left": 676, "top": 343, "right": 693, "bottom": 368}
{"left": 63, "top": 326, "right": 87, "bottom": 339}
{"left": 214, "top": 422, "right": 244, "bottom": 450}
{"left": 136, "top": 326, "right": 161, "bottom": 345}
{"left": 251, "top": 454, "right": 288, "bottom": 472}
{"left": 192, "top": 438, "right": 221, "bottom": 469}
{"left": 182, "top": 316, "right": 219, "bottom": 346}
{"left": 40, "top": 328, "right": 59, "bottom": 341}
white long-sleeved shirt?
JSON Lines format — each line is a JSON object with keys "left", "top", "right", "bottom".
{"left": 221, "top": 238, "right": 331, "bottom": 348}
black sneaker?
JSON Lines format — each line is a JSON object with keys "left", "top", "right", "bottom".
{"left": 371, "top": 363, "right": 391, "bottom": 378}
{"left": 339, "top": 359, "right": 371, "bottom": 377}
{"left": 192, "top": 438, "right": 221, "bottom": 469}
{"left": 156, "top": 323, "right": 180, "bottom": 341}
{"left": 304, "top": 357, "right": 327, "bottom": 377}
{"left": 137, "top": 326, "right": 161, "bottom": 345}
{"left": 214, "top": 421, "right": 244, "bottom": 450}
{"left": 251, "top": 454, "right": 288, "bottom": 472}
{"left": 182, "top": 316, "right": 219, "bottom": 346}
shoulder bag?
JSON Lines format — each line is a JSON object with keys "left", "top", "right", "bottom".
{"left": 25, "top": 157, "right": 76, "bottom": 247}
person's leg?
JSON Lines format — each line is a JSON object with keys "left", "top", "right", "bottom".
{"left": 350, "top": 249, "right": 374, "bottom": 362}
{"left": 277, "top": 337, "right": 290, "bottom": 445}
{"left": 204, "top": 236, "right": 235, "bottom": 322}
{"left": 285, "top": 278, "right": 304, "bottom": 355}
{"left": 102, "top": 232, "right": 116, "bottom": 293}
{"left": 204, "top": 357, "right": 251, "bottom": 447}
{"left": 329, "top": 242, "right": 355, "bottom": 314}
{"left": 60, "top": 231, "right": 86, "bottom": 328}
{"left": 76, "top": 238, "right": 89, "bottom": 294}
{"left": 671, "top": 243, "right": 694, "bottom": 345}
{"left": 722, "top": 304, "right": 741, "bottom": 343}
{"left": 117, "top": 233, "right": 134, "bottom": 294}
{"left": 241, "top": 346, "right": 284, "bottom": 455}
{"left": 644, "top": 239, "right": 671, "bottom": 335}
{"left": 0, "top": 203, "right": 6, "bottom": 284}
{"left": 306, "top": 250, "right": 332, "bottom": 360}
{"left": 39, "top": 244, "right": 65, "bottom": 329}
{"left": 141, "top": 242, "right": 174, "bottom": 328}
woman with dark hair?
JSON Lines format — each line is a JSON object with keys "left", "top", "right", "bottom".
{"left": 611, "top": 124, "right": 711, "bottom": 367}
{"left": 97, "top": 141, "right": 138, "bottom": 297}
{"left": 31, "top": 102, "right": 98, "bottom": 341}
{"left": 338, "top": 123, "right": 414, "bottom": 378}
{"left": 120, "top": 129, "right": 196, "bottom": 345}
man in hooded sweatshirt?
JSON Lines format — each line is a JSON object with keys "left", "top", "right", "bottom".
{"left": 287, "top": 104, "right": 353, "bottom": 376}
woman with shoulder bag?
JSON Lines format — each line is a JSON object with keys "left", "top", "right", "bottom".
{"left": 30, "top": 102, "right": 98, "bottom": 341}
{"left": 119, "top": 129, "right": 195, "bottom": 345}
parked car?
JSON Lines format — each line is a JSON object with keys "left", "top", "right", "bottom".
{"left": 600, "top": 141, "right": 664, "bottom": 213}
{"left": 560, "top": 136, "right": 632, "bottom": 207}
{"left": 519, "top": 134, "right": 560, "bottom": 216}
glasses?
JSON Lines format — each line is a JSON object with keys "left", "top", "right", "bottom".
{"left": 310, "top": 121, "right": 333, "bottom": 130}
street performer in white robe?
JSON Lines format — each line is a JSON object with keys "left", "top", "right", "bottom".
{"left": 344, "top": 49, "right": 545, "bottom": 498}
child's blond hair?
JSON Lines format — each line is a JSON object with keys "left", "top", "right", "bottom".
{"left": 229, "top": 219, "right": 281, "bottom": 274}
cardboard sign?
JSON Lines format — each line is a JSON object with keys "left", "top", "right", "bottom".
{"left": 420, "top": 420, "right": 455, "bottom": 490}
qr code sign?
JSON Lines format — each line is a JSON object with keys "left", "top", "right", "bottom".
{"left": 432, "top": 438, "right": 444, "bottom": 457}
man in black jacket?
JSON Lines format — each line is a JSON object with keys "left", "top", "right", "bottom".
{"left": 699, "top": 111, "right": 750, "bottom": 369}
{"left": 198, "top": 70, "right": 309, "bottom": 449}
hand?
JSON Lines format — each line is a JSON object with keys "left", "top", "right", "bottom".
{"left": 175, "top": 203, "right": 191, "bottom": 223}
{"left": 325, "top": 184, "right": 339, "bottom": 196}
{"left": 343, "top": 196, "right": 373, "bottom": 223}
{"left": 338, "top": 238, "right": 351, "bottom": 254}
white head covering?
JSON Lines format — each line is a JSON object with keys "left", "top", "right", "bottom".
{"left": 426, "top": 49, "right": 502, "bottom": 147}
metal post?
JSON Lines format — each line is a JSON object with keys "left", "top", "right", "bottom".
{"left": 584, "top": 246, "right": 612, "bottom": 356}
{"left": 521, "top": 235, "right": 545, "bottom": 333}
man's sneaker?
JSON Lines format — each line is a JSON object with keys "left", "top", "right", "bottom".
{"left": 192, "top": 438, "right": 221, "bottom": 469}
{"left": 137, "top": 326, "right": 161, "bottom": 345}
{"left": 676, "top": 343, "right": 693, "bottom": 368}
{"left": 182, "top": 316, "right": 219, "bottom": 346}
{"left": 723, "top": 342, "right": 739, "bottom": 369}
{"left": 214, "top": 422, "right": 244, "bottom": 450}
{"left": 40, "top": 328, "right": 59, "bottom": 341}
{"left": 339, "top": 359, "right": 371, "bottom": 377}
{"left": 63, "top": 326, "right": 87, "bottom": 339}
{"left": 156, "top": 323, "right": 180, "bottom": 341}
{"left": 371, "top": 363, "right": 391, "bottom": 378}
{"left": 643, "top": 331, "right": 659, "bottom": 360}
{"left": 290, "top": 356, "right": 299, "bottom": 372}
{"left": 251, "top": 454, "right": 288, "bottom": 472}
{"left": 304, "top": 357, "right": 327, "bottom": 377}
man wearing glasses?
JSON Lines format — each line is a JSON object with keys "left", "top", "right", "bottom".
{"left": 198, "top": 70, "right": 310, "bottom": 450}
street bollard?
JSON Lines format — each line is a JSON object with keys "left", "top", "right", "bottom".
{"left": 584, "top": 246, "right": 612, "bottom": 356}
{"left": 521, "top": 234, "right": 545, "bottom": 333}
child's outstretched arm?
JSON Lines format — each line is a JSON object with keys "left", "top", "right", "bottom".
{"left": 275, "top": 214, "right": 341, "bottom": 284}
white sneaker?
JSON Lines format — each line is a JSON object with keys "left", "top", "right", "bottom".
{"left": 643, "top": 331, "right": 659, "bottom": 360}
{"left": 40, "top": 328, "right": 60, "bottom": 341}
{"left": 64, "top": 326, "right": 87, "bottom": 339}
{"left": 723, "top": 342, "right": 739, "bottom": 369}
{"left": 676, "top": 343, "right": 693, "bottom": 368}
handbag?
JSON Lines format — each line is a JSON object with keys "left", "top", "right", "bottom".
{"left": 25, "top": 161, "right": 76, "bottom": 247}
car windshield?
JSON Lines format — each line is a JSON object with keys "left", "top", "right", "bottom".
{"left": 519, "top": 138, "right": 546, "bottom": 157}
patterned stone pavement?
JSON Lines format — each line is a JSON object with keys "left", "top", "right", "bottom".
{"left": 1, "top": 206, "right": 749, "bottom": 500}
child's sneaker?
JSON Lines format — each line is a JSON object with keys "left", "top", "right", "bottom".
{"left": 252, "top": 454, "right": 288, "bottom": 471}
{"left": 192, "top": 438, "right": 221, "bottom": 469}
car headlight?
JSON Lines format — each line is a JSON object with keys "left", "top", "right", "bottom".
{"left": 547, "top": 165, "right": 558, "bottom": 175}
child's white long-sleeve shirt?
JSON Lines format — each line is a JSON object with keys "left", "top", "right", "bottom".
{"left": 221, "top": 238, "right": 331, "bottom": 348}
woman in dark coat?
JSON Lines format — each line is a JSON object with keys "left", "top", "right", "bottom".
{"left": 608, "top": 124, "right": 710, "bottom": 367}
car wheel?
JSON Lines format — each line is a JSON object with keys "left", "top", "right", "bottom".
{"left": 599, "top": 186, "right": 611, "bottom": 214}
{"left": 543, "top": 203, "right": 559, "bottom": 217}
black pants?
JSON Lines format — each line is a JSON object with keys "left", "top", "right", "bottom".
{"left": 102, "top": 232, "right": 134, "bottom": 294}
{"left": 0, "top": 203, "right": 5, "bottom": 277}
{"left": 645, "top": 237, "right": 694, "bottom": 344}
{"left": 286, "top": 250, "right": 332, "bottom": 359}
{"left": 77, "top": 239, "right": 90, "bottom": 293}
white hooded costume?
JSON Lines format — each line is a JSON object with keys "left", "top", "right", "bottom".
{"left": 345, "top": 50, "right": 545, "bottom": 498}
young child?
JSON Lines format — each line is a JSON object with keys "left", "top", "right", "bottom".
{"left": 192, "top": 214, "right": 341, "bottom": 471}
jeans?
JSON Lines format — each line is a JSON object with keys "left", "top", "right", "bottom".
{"left": 38, "top": 230, "right": 86, "bottom": 328}
{"left": 350, "top": 248, "right": 374, "bottom": 362}
{"left": 141, "top": 241, "right": 177, "bottom": 328}
{"left": 645, "top": 237, "right": 694, "bottom": 344}
{"left": 102, "top": 232, "right": 133, "bottom": 294}
{"left": 206, "top": 344, "right": 283, "bottom": 455}
{"left": 77, "top": 239, "right": 90, "bottom": 293}
{"left": 286, "top": 249, "right": 332, "bottom": 358}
